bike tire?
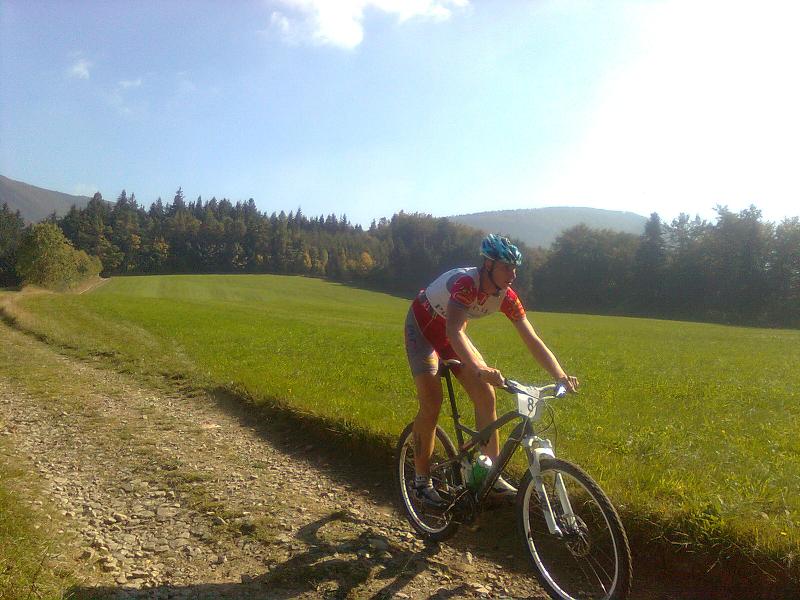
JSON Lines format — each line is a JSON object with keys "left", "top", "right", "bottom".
{"left": 516, "top": 458, "right": 632, "bottom": 600}
{"left": 394, "top": 421, "right": 460, "bottom": 542}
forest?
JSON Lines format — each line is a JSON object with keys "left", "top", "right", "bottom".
{"left": 1, "top": 188, "right": 798, "bottom": 327}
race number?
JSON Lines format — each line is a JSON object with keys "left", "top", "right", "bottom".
{"left": 516, "top": 388, "right": 540, "bottom": 418}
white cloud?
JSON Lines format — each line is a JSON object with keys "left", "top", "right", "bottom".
{"left": 68, "top": 58, "right": 92, "bottom": 79}
{"left": 104, "top": 78, "right": 147, "bottom": 116}
{"left": 270, "top": 11, "right": 293, "bottom": 36}
{"left": 537, "top": 0, "right": 800, "bottom": 222}
{"left": 266, "top": 0, "right": 469, "bottom": 49}
{"left": 118, "top": 78, "right": 143, "bottom": 89}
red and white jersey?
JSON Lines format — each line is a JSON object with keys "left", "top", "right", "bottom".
{"left": 421, "top": 267, "right": 525, "bottom": 322}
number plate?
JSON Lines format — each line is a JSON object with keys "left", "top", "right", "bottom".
{"left": 516, "top": 388, "right": 541, "bottom": 418}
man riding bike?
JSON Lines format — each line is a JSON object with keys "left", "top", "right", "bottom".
{"left": 404, "top": 234, "right": 579, "bottom": 507}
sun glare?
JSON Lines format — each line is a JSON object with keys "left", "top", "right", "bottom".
{"left": 540, "top": 1, "right": 800, "bottom": 221}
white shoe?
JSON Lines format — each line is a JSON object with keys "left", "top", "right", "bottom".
{"left": 491, "top": 475, "right": 517, "bottom": 497}
{"left": 413, "top": 481, "right": 446, "bottom": 508}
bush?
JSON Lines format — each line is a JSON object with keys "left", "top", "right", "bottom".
{"left": 15, "top": 223, "right": 102, "bottom": 290}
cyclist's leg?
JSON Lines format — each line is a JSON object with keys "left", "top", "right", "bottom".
{"left": 456, "top": 367, "right": 517, "bottom": 495}
{"left": 411, "top": 372, "right": 443, "bottom": 475}
{"left": 404, "top": 307, "right": 443, "bottom": 476}
{"left": 453, "top": 353, "right": 500, "bottom": 460}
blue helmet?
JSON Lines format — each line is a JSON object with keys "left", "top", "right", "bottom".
{"left": 480, "top": 234, "right": 522, "bottom": 266}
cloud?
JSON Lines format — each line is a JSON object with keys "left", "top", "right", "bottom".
{"left": 68, "top": 58, "right": 92, "bottom": 79}
{"left": 103, "top": 77, "right": 145, "bottom": 116}
{"left": 106, "top": 90, "right": 133, "bottom": 116}
{"left": 266, "top": 0, "right": 469, "bottom": 49}
{"left": 118, "top": 78, "right": 143, "bottom": 89}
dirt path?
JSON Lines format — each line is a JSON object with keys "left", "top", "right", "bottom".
{"left": 1, "top": 320, "right": 558, "bottom": 599}
{"left": 76, "top": 276, "right": 111, "bottom": 295}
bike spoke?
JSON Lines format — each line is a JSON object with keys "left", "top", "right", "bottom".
{"left": 397, "top": 430, "right": 456, "bottom": 535}
{"left": 572, "top": 553, "right": 604, "bottom": 597}
{"left": 549, "top": 535, "right": 609, "bottom": 600}
{"left": 589, "top": 544, "right": 617, "bottom": 573}
{"left": 586, "top": 552, "right": 613, "bottom": 591}
{"left": 521, "top": 462, "right": 628, "bottom": 600}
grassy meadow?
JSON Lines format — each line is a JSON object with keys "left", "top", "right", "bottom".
{"left": 4, "top": 274, "right": 799, "bottom": 569}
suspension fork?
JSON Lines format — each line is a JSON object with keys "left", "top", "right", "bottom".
{"left": 523, "top": 436, "right": 575, "bottom": 537}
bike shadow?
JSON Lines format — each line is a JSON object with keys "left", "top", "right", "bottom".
{"left": 260, "top": 510, "right": 450, "bottom": 599}
{"left": 69, "top": 510, "right": 467, "bottom": 599}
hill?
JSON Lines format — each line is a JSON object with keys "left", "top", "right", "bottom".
{"left": 0, "top": 175, "right": 93, "bottom": 223}
{"left": 448, "top": 207, "right": 648, "bottom": 248}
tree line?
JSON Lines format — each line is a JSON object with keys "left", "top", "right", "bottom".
{"left": 534, "top": 209, "right": 799, "bottom": 327}
{"left": 1, "top": 189, "right": 797, "bottom": 327}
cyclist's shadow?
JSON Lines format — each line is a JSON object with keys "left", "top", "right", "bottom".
{"left": 257, "top": 509, "right": 443, "bottom": 599}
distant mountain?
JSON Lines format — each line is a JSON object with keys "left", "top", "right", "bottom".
{"left": 448, "top": 207, "right": 649, "bottom": 248}
{"left": 0, "top": 175, "right": 93, "bottom": 223}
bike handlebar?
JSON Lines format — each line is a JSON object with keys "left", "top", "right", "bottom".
{"left": 438, "top": 359, "right": 572, "bottom": 399}
{"left": 502, "top": 379, "right": 569, "bottom": 400}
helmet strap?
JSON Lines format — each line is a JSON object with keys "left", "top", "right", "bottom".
{"left": 482, "top": 261, "right": 503, "bottom": 295}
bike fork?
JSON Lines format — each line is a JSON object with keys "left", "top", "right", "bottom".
{"left": 524, "top": 436, "right": 575, "bottom": 537}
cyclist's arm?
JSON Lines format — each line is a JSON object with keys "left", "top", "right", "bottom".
{"left": 513, "top": 317, "right": 578, "bottom": 390}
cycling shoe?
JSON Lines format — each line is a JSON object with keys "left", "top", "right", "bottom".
{"left": 413, "top": 482, "right": 447, "bottom": 509}
{"left": 489, "top": 475, "right": 517, "bottom": 500}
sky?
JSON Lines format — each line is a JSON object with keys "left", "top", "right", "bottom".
{"left": 1, "top": 0, "right": 798, "bottom": 227}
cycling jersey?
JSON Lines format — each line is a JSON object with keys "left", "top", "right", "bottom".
{"left": 420, "top": 267, "right": 525, "bottom": 321}
{"left": 405, "top": 267, "right": 525, "bottom": 376}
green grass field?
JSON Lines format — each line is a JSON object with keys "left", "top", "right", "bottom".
{"left": 4, "top": 274, "right": 800, "bottom": 571}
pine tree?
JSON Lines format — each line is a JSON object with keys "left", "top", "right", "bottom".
{"left": 632, "top": 213, "right": 667, "bottom": 312}
{"left": 0, "top": 203, "right": 25, "bottom": 285}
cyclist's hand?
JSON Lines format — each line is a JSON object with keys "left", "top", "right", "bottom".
{"left": 477, "top": 366, "right": 505, "bottom": 387}
{"left": 558, "top": 374, "right": 580, "bottom": 393}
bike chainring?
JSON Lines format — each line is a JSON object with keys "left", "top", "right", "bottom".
{"left": 450, "top": 490, "right": 477, "bottom": 524}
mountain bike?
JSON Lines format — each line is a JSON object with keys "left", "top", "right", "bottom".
{"left": 394, "top": 360, "right": 633, "bottom": 600}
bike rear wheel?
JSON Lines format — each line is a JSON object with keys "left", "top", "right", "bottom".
{"left": 517, "top": 458, "right": 632, "bottom": 600}
{"left": 394, "top": 421, "right": 460, "bottom": 542}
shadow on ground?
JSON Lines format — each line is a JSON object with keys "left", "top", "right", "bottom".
{"left": 71, "top": 511, "right": 472, "bottom": 599}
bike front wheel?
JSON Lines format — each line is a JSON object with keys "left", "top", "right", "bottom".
{"left": 517, "top": 458, "right": 632, "bottom": 600}
{"left": 394, "top": 421, "right": 460, "bottom": 542}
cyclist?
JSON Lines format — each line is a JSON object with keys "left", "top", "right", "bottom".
{"left": 404, "top": 234, "right": 579, "bottom": 507}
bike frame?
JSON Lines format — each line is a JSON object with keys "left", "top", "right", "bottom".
{"left": 438, "top": 361, "right": 571, "bottom": 537}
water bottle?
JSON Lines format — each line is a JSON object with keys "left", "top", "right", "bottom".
{"left": 467, "top": 454, "right": 493, "bottom": 490}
